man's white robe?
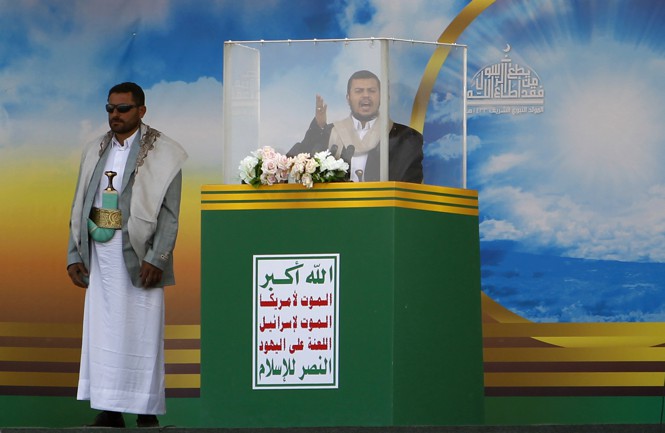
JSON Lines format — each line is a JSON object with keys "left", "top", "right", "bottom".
{"left": 76, "top": 134, "right": 166, "bottom": 415}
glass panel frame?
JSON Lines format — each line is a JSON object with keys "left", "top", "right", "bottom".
{"left": 223, "top": 38, "right": 467, "bottom": 188}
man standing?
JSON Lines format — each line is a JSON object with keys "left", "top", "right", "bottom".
{"left": 67, "top": 82, "right": 187, "bottom": 428}
{"left": 288, "top": 70, "right": 423, "bottom": 183}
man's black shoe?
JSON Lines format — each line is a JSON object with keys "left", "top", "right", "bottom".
{"left": 137, "top": 414, "right": 159, "bottom": 428}
{"left": 86, "top": 410, "right": 125, "bottom": 428}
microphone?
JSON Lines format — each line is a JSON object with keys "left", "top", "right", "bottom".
{"left": 340, "top": 145, "right": 355, "bottom": 165}
{"left": 329, "top": 144, "right": 338, "bottom": 157}
{"left": 340, "top": 145, "right": 355, "bottom": 181}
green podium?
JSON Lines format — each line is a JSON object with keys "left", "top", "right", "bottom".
{"left": 200, "top": 182, "right": 484, "bottom": 427}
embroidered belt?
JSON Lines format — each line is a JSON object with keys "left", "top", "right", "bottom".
{"left": 90, "top": 207, "right": 122, "bottom": 229}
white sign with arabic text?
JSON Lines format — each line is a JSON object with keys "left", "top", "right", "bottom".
{"left": 252, "top": 254, "right": 339, "bottom": 389}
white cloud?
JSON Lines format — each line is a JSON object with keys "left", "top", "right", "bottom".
{"left": 428, "top": 91, "right": 464, "bottom": 123}
{"left": 481, "top": 152, "right": 529, "bottom": 177}
{"left": 144, "top": 77, "right": 223, "bottom": 170}
{"left": 479, "top": 218, "right": 523, "bottom": 241}
{"left": 480, "top": 185, "right": 665, "bottom": 263}
{"left": 425, "top": 133, "right": 480, "bottom": 160}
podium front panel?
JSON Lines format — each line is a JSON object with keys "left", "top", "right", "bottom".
{"left": 200, "top": 182, "right": 483, "bottom": 427}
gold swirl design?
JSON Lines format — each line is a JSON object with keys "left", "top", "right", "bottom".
{"left": 136, "top": 126, "right": 160, "bottom": 171}
{"left": 410, "top": 0, "right": 496, "bottom": 132}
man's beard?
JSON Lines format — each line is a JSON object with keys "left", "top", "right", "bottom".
{"left": 351, "top": 111, "right": 378, "bottom": 124}
{"left": 110, "top": 118, "right": 140, "bottom": 135}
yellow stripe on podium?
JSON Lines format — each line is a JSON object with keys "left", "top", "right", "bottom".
{"left": 202, "top": 182, "right": 478, "bottom": 216}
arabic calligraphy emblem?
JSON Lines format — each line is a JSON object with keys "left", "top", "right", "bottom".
{"left": 467, "top": 44, "right": 545, "bottom": 115}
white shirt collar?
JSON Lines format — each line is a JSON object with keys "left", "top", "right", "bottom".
{"left": 112, "top": 128, "right": 139, "bottom": 150}
{"left": 352, "top": 115, "right": 376, "bottom": 132}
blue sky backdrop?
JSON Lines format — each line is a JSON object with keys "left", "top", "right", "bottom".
{"left": 1, "top": 0, "right": 664, "bottom": 323}
{"left": 465, "top": 0, "right": 665, "bottom": 321}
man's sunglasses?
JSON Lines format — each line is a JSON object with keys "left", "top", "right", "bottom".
{"left": 105, "top": 103, "right": 138, "bottom": 113}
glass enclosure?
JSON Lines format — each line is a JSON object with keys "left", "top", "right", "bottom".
{"left": 223, "top": 38, "right": 467, "bottom": 188}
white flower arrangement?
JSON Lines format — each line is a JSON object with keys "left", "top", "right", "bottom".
{"left": 238, "top": 146, "right": 291, "bottom": 187}
{"left": 290, "top": 150, "right": 349, "bottom": 188}
{"left": 238, "top": 146, "right": 349, "bottom": 189}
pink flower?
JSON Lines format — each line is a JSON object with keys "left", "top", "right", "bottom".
{"left": 262, "top": 159, "right": 278, "bottom": 174}
{"left": 258, "top": 146, "right": 277, "bottom": 161}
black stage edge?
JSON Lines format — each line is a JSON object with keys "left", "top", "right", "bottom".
{"left": 0, "top": 425, "right": 662, "bottom": 433}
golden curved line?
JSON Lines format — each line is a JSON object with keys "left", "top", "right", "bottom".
{"left": 483, "top": 291, "right": 665, "bottom": 349}
{"left": 410, "top": 0, "right": 496, "bottom": 132}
